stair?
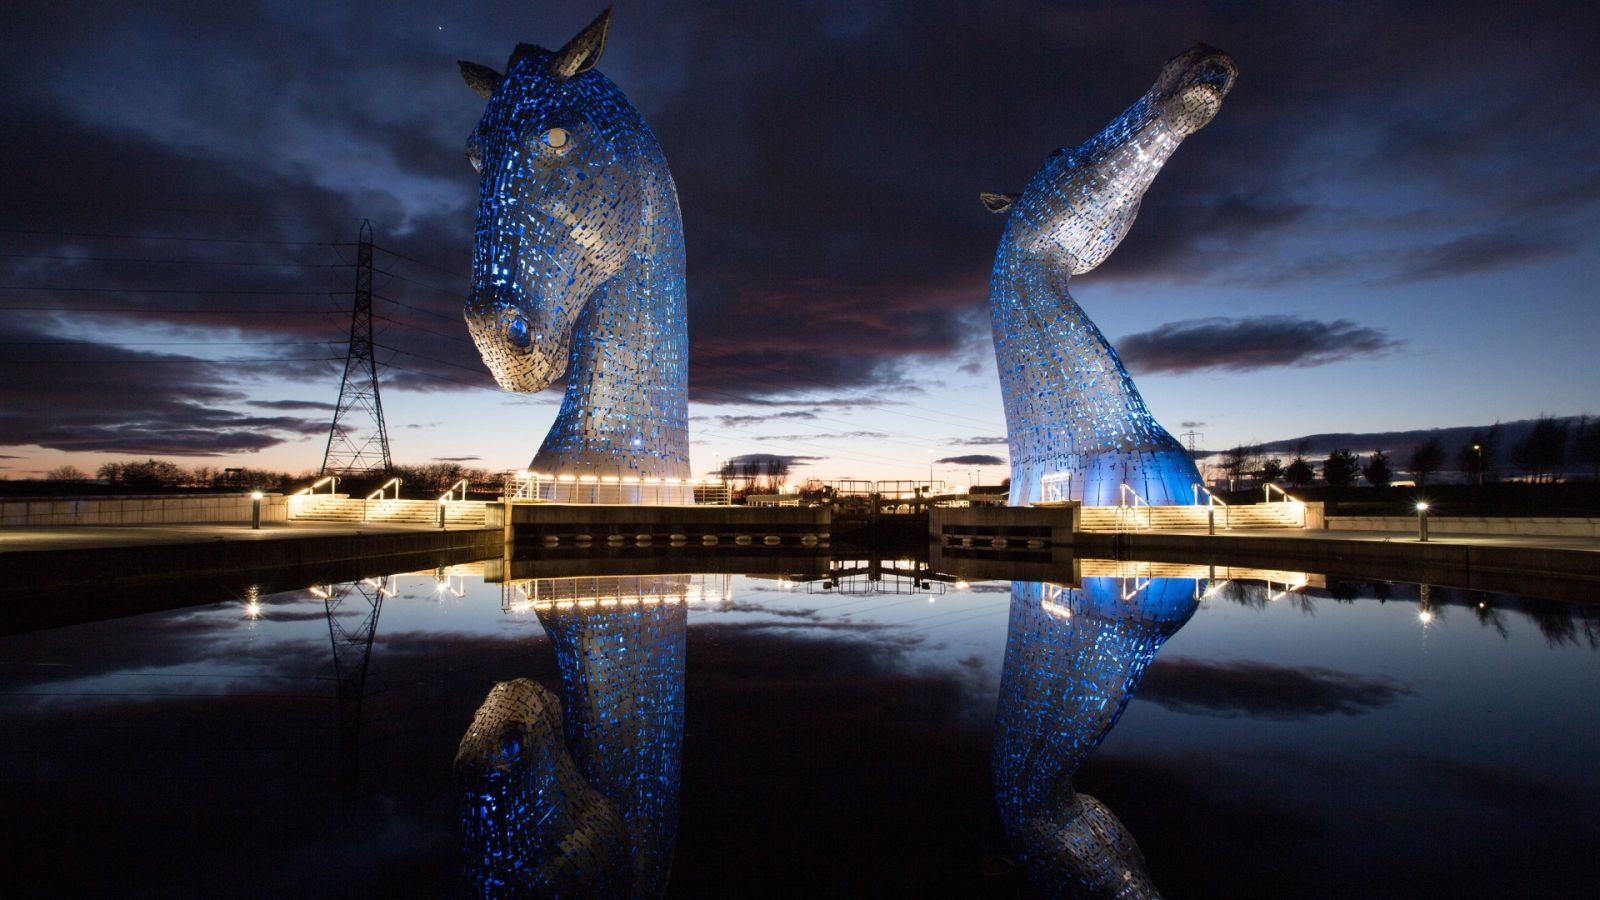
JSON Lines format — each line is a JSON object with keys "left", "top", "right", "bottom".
{"left": 289, "top": 496, "right": 488, "bottom": 527}
{"left": 1077, "top": 502, "right": 1303, "bottom": 532}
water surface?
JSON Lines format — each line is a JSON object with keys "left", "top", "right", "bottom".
{"left": 1, "top": 559, "right": 1595, "bottom": 897}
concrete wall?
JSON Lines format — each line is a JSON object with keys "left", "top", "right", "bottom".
{"left": 929, "top": 505, "right": 1079, "bottom": 543}
{"left": 0, "top": 493, "right": 287, "bottom": 526}
{"left": 1328, "top": 516, "right": 1600, "bottom": 537}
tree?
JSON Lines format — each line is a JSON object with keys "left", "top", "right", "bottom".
{"left": 1285, "top": 456, "right": 1315, "bottom": 486}
{"left": 1574, "top": 415, "right": 1600, "bottom": 481}
{"left": 45, "top": 465, "right": 88, "bottom": 481}
{"left": 1258, "top": 457, "right": 1284, "bottom": 484}
{"left": 1221, "top": 443, "right": 1261, "bottom": 488}
{"left": 1408, "top": 435, "right": 1446, "bottom": 486}
{"left": 1322, "top": 448, "right": 1360, "bottom": 487}
{"left": 1362, "top": 449, "right": 1392, "bottom": 487}
{"left": 1510, "top": 415, "right": 1569, "bottom": 483}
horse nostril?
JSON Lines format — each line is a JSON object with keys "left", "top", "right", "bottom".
{"left": 507, "top": 316, "right": 532, "bottom": 348}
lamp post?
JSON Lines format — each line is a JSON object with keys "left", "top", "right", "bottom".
{"left": 1416, "top": 501, "right": 1429, "bottom": 542}
{"left": 250, "top": 490, "right": 263, "bottom": 529}
{"left": 927, "top": 449, "right": 934, "bottom": 493}
{"left": 1473, "top": 444, "right": 1482, "bottom": 487}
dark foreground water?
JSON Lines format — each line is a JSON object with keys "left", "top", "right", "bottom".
{"left": 2, "top": 559, "right": 1597, "bottom": 898}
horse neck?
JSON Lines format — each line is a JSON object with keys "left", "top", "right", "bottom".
{"left": 536, "top": 165, "right": 690, "bottom": 477}
{"left": 990, "top": 239, "right": 1160, "bottom": 455}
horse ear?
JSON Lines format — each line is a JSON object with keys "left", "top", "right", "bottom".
{"left": 981, "top": 192, "right": 1020, "bottom": 214}
{"left": 458, "top": 61, "right": 503, "bottom": 99}
{"left": 551, "top": 8, "right": 612, "bottom": 78}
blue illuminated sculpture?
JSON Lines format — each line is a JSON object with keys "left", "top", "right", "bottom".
{"left": 455, "top": 578, "right": 686, "bottom": 898}
{"left": 993, "top": 577, "right": 1200, "bottom": 897}
{"left": 984, "top": 46, "right": 1237, "bottom": 506}
{"left": 459, "top": 10, "right": 689, "bottom": 477}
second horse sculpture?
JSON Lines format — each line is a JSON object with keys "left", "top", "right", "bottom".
{"left": 985, "top": 45, "right": 1237, "bottom": 506}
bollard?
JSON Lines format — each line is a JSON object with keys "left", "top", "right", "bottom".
{"left": 250, "top": 491, "right": 263, "bottom": 529}
{"left": 438, "top": 499, "right": 447, "bottom": 530}
{"left": 1416, "top": 501, "right": 1429, "bottom": 542}
{"left": 1207, "top": 508, "right": 1215, "bottom": 535}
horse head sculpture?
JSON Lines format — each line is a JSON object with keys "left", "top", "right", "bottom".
{"left": 985, "top": 46, "right": 1236, "bottom": 506}
{"left": 459, "top": 9, "right": 690, "bottom": 477}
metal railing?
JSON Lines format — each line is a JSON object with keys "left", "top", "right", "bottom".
{"left": 1264, "top": 483, "right": 1302, "bottom": 504}
{"left": 363, "top": 477, "right": 402, "bottom": 523}
{"left": 293, "top": 475, "right": 339, "bottom": 496}
{"left": 1118, "top": 483, "right": 1153, "bottom": 530}
{"left": 503, "top": 471, "right": 731, "bottom": 506}
{"left": 437, "top": 478, "right": 470, "bottom": 503}
{"left": 1193, "top": 483, "right": 1231, "bottom": 529}
{"left": 1040, "top": 471, "right": 1073, "bottom": 503}
{"left": 1262, "top": 482, "right": 1307, "bottom": 527}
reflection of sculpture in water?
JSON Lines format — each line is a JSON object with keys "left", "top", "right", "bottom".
{"left": 993, "top": 577, "right": 1199, "bottom": 897}
{"left": 984, "top": 46, "right": 1237, "bottom": 506}
{"left": 455, "top": 577, "right": 687, "bottom": 898}
{"left": 457, "top": 9, "right": 689, "bottom": 476}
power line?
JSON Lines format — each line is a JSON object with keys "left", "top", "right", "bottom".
{"left": 0, "top": 227, "right": 348, "bottom": 247}
{"left": 371, "top": 244, "right": 467, "bottom": 278}
{"left": 0, "top": 252, "right": 353, "bottom": 268}
{"left": 372, "top": 267, "right": 462, "bottom": 298}
{"left": 0, "top": 285, "right": 348, "bottom": 295}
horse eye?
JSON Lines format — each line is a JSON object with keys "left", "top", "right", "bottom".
{"left": 542, "top": 128, "right": 571, "bottom": 151}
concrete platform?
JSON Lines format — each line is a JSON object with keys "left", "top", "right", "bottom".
{"left": 1072, "top": 527, "right": 1600, "bottom": 603}
{"left": 0, "top": 521, "right": 501, "bottom": 594}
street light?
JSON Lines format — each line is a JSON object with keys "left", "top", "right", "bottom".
{"left": 927, "top": 449, "right": 934, "bottom": 492}
{"left": 1473, "top": 444, "right": 1482, "bottom": 487}
{"left": 250, "top": 490, "right": 264, "bottom": 529}
{"left": 1416, "top": 501, "right": 1429, "bottom": 542}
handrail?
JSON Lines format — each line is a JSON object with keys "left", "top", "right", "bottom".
{"left": 1193, "top": 483, "right": 1230, "bottom": 529}
{"left": 1040, "top": 471, "right": 1073, "bottom": 503}
{"left": 365, "top": 477, "right": 402, "bottom": 501}
{"left": 293, "top": 475, "right": 338, "bottom": 497}
{"left": 1264, "top": 483, "right": 1302, "bottom": 504}
{"left": 1119, "top": 483, "right": 1152, "bottom": 530}
{"left": 438, "top": 477, "right": 470, "bottom": 503}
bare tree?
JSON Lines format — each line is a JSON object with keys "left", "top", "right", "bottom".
{"left": 1510, "top": 415, "right": 1569, "bottom": 483}
{"left": 1408, "top": 434, "right": 1446, "bottom": 486}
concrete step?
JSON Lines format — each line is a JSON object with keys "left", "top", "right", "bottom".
{"left": 289, "top": 498, "right": 487, "bottom": 526}
{"left": 1078, "top": 503, "right": 1303, "bottom": 532}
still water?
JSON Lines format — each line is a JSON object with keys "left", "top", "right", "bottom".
{"left": 1, "top": 558, "right": 1596, "bottom": 898}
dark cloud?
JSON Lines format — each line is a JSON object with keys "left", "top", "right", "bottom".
{"left": 705, "top": 410, "right": 820, "bottom": 428}
{"left": 249, "top": 399, "right": 338, "bottom": 411}
{"left": 949, "top": 436, "right": 1008, "bottom": 446}
{"left": 936, "top": 454, "right": 1006, "bottom": 466}
{"left": 0, "top": 320, "right": 326, "bottom": 456}
{"left": 1138, "top": 657, "right": 1412, "bottom": 719}
{"left": 720, "top": 453, "right": 824, "bottom": 473}
{"left": 0, "top": 0, "right": 1596, "bottom": 429}
{"left": 1180, "top": 421, "right": 1207, "bottom": 428}
{"left": 431, "top": 455, "right": 482, "bottom": 462}
{"left": 1386, "top": 232, "right": 1581, "bottom": 284}
{"left": 750, "top": 431, "right": 888, "bottom": 442}
{"left": 1116, "top": 316, "right": 1402, "bottom": 374}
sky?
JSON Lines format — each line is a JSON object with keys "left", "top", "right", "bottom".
{"left": 2, "top": 0, "right": 1597, "bottom": 484}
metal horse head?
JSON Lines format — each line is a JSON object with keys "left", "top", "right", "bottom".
{"left": 460, "top": 9, "right": 649, "bottom": 392}
{"left": 458, "top": 10, "right": 690, "bottom": 476}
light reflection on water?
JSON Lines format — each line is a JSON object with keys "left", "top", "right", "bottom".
{"left": 0, "top": 559, "right": 1596, "bottom": 897}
